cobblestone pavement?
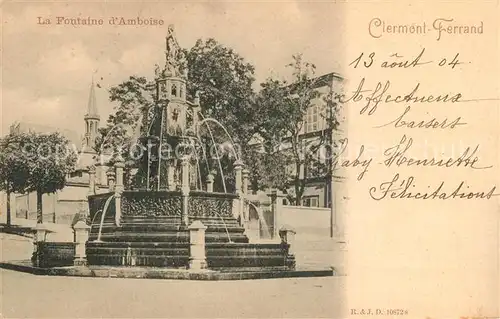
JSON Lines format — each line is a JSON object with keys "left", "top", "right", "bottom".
{"left": 0, "top": 233, "right": 345, "bottom": 318}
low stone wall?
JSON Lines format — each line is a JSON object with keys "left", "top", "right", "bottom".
{"left": 56, "top": 200, "right": 88, "bottom": 225}
{"left": 279, "top": 206, "right": 331, "bottom": 238}
{"left": 253, "top": 204, "right": 334, "bottom": 267}
{"left": 34, "top": 242, "right": 75, "bottom": 268}
{"left": 15, "top": 199, "right": 87, "bottom": 225}
{"left": 16, "top": 211, "right": 56, "bottom": 223}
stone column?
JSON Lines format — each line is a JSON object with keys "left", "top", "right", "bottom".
{"left": 73, "top": 220, "right": 90, "bottom": 266}
{"left": 206, "top": 173, "right": 214, "bottom": 192}
{"left": 88, "top": 165, "right": 96, "bottom": 196}
{"left": 188, "top": 220, "right": 208, "bottom": 270}
{"left": 107, "top": 170, "right": 116, "bottom": 192}
{"left": 233, "top": 159, "right": 243, "bottom": 195}
{"left": 232, "top": 160, "right": 243, "bottom": 223}
{"left": 114, "top": 157, "right": 125, "bottom": 193}
{"left": 167, "top": 161, "right": 176, "bottom": 191}
{"left": 180, "top": 156, "right": 190, "bottom": 226}
{"left": 114, "top": 157, "right": 125, "bottom": 226}
{"left": 94, "top": 163, "right": 101, "bottom": 193}
{"left": 242, "top": 169, "right": 249, "bottom": 195}
{"left": 192, "top": 106, "right": 200, "bottom": 131}
{"left": 241, "top": 169, "right": 250, "bottom": 223}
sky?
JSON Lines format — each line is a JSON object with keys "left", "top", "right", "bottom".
{"left": 1, "top": 1, "right": 345, "bottom": 137}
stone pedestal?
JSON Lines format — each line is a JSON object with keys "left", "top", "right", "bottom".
{"left": 233, "top": 160, "right": 244, "bottom": 224}
{"left": 35, "top": 223, "right": 48, "bottom": 242}
{"left": 279, "top": 225, "right": 296, "bottom": 255}
{"left": 33, "top": 223, "right": 48, "bottom": 267}
{"left": 73, "top": 220, "right": 91, "bottom": 266}
{"left": 188, "top": 220, "right": 208, "bottom": 270}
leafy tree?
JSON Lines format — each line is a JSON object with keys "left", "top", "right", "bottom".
{"left": 95, "top": 76, "right": 155, "bottom": 160}
{"left": 98, "top": 38, "right": 267, "bottom": 192}
{"left": 186, "top": 38, "right": 262, "bottom": 146}
{"left": 0, "top": 132, "right": 31, "bottom": 225}
{"left": 246, "top": 147, "right": 290, "bottom": 194}
{"left": 22, "top": 132, "right": 77, "bottom": 223}
{"left": 94, "top": 76, "right": 157, "bottom": 189}
{"left": 255, "top": 54, "right": 343, "bottom": 205}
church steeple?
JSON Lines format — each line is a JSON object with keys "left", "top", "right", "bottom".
{"left": 84, "top": 79, "right": 100, "bottom": 152}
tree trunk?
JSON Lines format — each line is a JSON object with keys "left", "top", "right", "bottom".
{"left": 294, "top": 180, "right": 302, "bottom": 206}
{"left": 294, "top": 162, "right": 304, "bottom": 206}
{"left": 36, "top": 189, "right": 43, "bottom": 224}
{"left": 6, "top": 184, "right": 11, "bottom": 226}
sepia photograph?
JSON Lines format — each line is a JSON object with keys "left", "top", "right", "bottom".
{"left": 0, "top": 1, "right": 347, "bottom": 318}
{"left": 2, "top": 1, "right": 499, "bottom": 319}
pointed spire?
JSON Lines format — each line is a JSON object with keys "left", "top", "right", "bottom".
{"left": 85, "top": 78, "right": 99, "bottom": 118}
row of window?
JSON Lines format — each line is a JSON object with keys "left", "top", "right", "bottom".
{"left": 302, "top": 196, "right": 320, "bottom": 207}
{"left": 281, "top": 195, "right": 320, "bottom": 207}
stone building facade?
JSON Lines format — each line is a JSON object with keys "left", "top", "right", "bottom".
{"left": 5, "top": 81, "right": 110, "bottom": 224}
{"left": 250, "top": 72, "right": 346, "bottom": 208}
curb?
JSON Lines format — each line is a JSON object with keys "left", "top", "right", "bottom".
{"left": 0, "top": 260, "right": 335, "bottom": 281}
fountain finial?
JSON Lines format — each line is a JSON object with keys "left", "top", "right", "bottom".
{"left": 164, "top": 24, "right": 186, "bottom": 78}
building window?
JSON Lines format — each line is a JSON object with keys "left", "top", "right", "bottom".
{"left": 70, "top": 171, "right": 83, "bottom": 178}
{"left": 305, "top": 105, "right": 319, "bottom": 133}
{"left": 302, "top": 196, "right": 319, "bottom": 207}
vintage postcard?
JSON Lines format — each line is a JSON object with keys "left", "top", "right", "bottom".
{"left": 0, "top": 1, "right": 498, "bottom": 318}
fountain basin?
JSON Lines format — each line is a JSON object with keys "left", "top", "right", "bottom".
{"left": 88, "top": 190, "right": 246, "bottom": 243}
{"left": 86, "top": 241, "right": 294, "bottom": 269}
{"left": 86, "top": 190, "right": 293, "bottom": 269}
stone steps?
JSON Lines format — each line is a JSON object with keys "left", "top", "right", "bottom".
{"left": 89, "top": 232, "right": 248, "bottom": 243}
{"left": 85, "top": 191, "right": 295, "bottom": 269}
{"left": 86, "top": 241, "right": 293, "bottom": 268}
{"left": 88, "top": 213, "right": 248, "bottom": 243}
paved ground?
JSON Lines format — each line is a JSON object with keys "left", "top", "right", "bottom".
{"left": 0, "top": 233, "right": 345, "bottom": 318}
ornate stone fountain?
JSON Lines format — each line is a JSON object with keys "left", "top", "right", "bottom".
{"left": 85, "top": 25, "right": 295, "bottom": 270}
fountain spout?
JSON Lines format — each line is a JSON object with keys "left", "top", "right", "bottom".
{"left": 246, "top": 200, "right": 271, "bottom": 239}
{"left": 95, "top": 195, "right": 115, "bottom": 242}
{"left": 214, "top": 210, "right": 233, "bottom": 243}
